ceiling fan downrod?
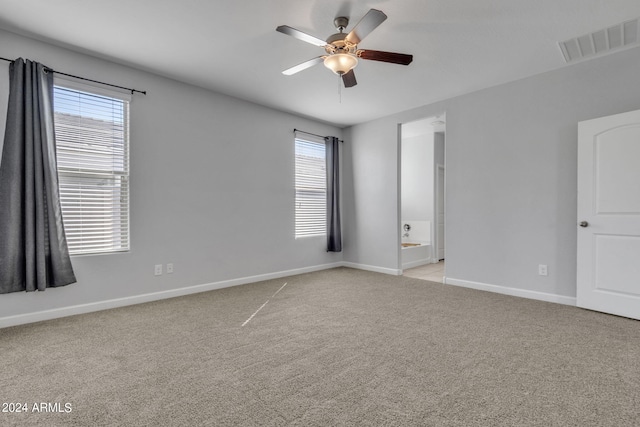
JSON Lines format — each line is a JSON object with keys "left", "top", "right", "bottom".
{"left": 333, "top": 16, "right": 349, "bottom": 32}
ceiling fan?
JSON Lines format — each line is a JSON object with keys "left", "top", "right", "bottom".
{"left": 276, "top": 9, "right": 413, "bottom": 88}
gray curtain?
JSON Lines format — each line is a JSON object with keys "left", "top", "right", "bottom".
{"left": 325, "top": 136, "right": 342, "bottom": 252}
{"left": 0, "top": 58, "right": 76, "bottom": 294}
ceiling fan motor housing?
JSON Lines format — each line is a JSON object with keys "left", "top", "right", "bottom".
{"left": 326, "top": 16, "right": 357, "bottom": 55}
{"left": 326, "top": 35, "right": 356, "bottom": 52}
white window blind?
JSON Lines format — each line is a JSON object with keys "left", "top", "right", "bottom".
{"left": 53, "top": 80, "right": 130, "bottom": 255}
{"left": 295, "top": 135, "right": 326, "bottom": 237}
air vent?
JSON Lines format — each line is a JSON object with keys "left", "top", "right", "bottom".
{"left": 559, "top": 18, "right": 640, "bottom": 63}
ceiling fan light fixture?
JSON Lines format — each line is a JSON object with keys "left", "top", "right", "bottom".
{"left": 323, "top": 53, "right": 358, "bottom": 75}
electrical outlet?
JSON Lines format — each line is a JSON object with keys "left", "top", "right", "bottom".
{"left": 538, "top": 264, "right": 548, "bottom": 276}
{"left": 154, "top": 264, "right": 163, "bottom": 276}
{"left": 166, "top": 263, "right": 174, "bottom": 274}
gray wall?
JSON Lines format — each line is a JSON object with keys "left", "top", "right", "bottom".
{"left": 0, "top": 29, "right": 342, "bottom": 322}
{"left": 342, "top": 119, "right": 402, "bottom": 273}
{"left": 401, "top": 134, "right": 434, "bottom": 223}
{"left": 343, "top": 46, "right": 640, "bottom": 298}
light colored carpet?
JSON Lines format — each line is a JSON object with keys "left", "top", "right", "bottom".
{"left": 1, "top": 267, "right": 638, "bottom": 426}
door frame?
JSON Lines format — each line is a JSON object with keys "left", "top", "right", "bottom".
{"left": 434, "top": 163, "right": 445, "bottom": 263}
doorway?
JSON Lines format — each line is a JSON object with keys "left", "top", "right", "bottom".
{"left": 399, "top": 114, "right": 446, "bottom": 280}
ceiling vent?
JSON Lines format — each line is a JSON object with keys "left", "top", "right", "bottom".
{"left": 559, "top": 18, "right": 640, "bottom": 63}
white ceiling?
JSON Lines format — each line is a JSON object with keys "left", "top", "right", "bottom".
{"left": 1, "top": 0, "right": 640, "bottom": 127}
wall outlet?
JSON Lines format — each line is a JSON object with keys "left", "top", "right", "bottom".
{"left": 538, "top": 264, "right": 548, "bottom": 276}
{"left": 166, "top": 263, "right": 174, "bottom": 274}
{"left": 154, "top": 264, "right": 163, "bottom": 276}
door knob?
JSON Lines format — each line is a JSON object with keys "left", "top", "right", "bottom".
{"left": 579, "top": 221, "right": 589, "bottom": 228}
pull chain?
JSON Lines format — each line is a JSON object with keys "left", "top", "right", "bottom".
{"left": 338, "top": 74, "right": 342, "bottom": 103}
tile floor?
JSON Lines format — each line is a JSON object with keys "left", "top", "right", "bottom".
{"left": 403, "top": 261, "right": 445, "bottom": 283}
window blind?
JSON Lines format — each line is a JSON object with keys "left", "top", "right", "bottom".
{"left": 53, "top": 82, "right": 130, "bottom": 255}
{"left": 295, "top": 136, "right": 326, "bottom": 237}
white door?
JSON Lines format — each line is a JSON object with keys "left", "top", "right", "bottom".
{"left": 577, "top": 109, "right": 640, "bottom": 320}
{"left": 436, "top": 165, "right": 445, "bottom": 261}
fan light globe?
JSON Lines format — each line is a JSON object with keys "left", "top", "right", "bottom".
{"left": 323, "top": 53, "right": 358, "bottom": 75}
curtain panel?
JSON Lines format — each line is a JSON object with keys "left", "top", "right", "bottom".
{"left": 0, "top": 58, "right": 76, "bottom": 293}
{"left": 325, "top": 136, "right": 342, "bottom": 252}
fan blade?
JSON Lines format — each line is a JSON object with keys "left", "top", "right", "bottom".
{"left": 282, "top": 57, "right": 325, "bottom": 75}
{"left": 276, "top": 25, "right": 327, "bottom": 47}
{"left": 358, "top": 49, "right": 413, "bottom": 65}
{"left": 342, "top": 69, "right": 357, "bottom": 88}
{"left": 345, "top": 9, "right": 387, "bottom": 45}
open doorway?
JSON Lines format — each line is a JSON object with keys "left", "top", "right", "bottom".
{"left": 399, "top": 114, "right": 445, "bottom": 282}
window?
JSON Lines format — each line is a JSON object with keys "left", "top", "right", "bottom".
{"left": 53, "top": 79, "right": 130, "bottom": 255}
{"left": 295, "top": 135, "right": 326, "bottom": 237}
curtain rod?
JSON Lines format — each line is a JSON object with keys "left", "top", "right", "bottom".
{"left": 294, "top": 128, "right": 343, "bottom": 143}
{"left": 0, "top": 56, "right": 146, "bottom": 95}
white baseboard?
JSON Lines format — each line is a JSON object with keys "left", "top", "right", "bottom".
{"left": 3, "top": 264, "right": 576, "bottom": 329}
{"left": 0, "top": 262, "right": 343, "bottom": 329}
{"left": 445, "top": 277, "right": 577, "bottom": 306}
{"left": 341, "top": 262, "right": 402, "bottom": 276}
